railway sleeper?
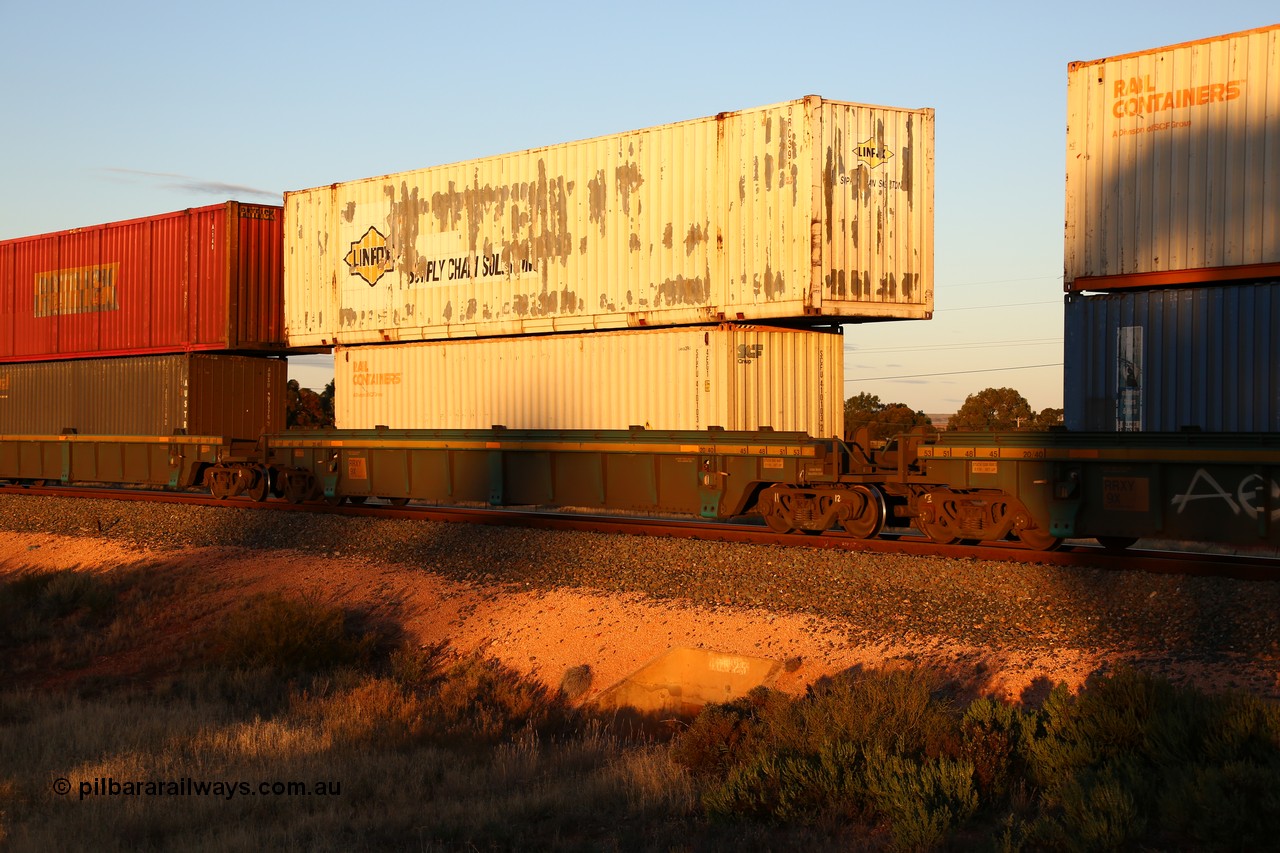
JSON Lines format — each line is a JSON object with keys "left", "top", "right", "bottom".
{"left": 758, "top": 484, "right": 886, "bottom": 538}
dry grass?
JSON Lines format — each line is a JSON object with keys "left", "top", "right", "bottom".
{"left": 3, "top": 561, "right": 1280, "bottom": 851}
{"left": 0, "top": 564, "right": 779, "bottom": 851}
{"left": 0, "top": 683, "right": 712, "bottom": 852}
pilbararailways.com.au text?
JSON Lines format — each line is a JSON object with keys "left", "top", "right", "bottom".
{"left": 54, "top": 776, "right": 342, "bottom": 801}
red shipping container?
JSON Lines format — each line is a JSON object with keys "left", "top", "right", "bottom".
{"left": 0, "top": 201, "right": 284, "bottom": 362}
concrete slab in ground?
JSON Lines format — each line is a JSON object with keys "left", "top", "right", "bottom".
{"left": 594, "top": 646, "right": 782, "bottom": 715}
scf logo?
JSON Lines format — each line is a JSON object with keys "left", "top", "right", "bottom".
{"left": 736, "top": 344, "right": 764, "bottom": 364}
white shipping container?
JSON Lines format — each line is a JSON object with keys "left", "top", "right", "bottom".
{"left": 334, "top": 325, "right": 844, "bottom": 436}
{"left": 287, "top": 96, "right": 933, "bottom": 346}
{"left": 1065, "top": 25, "right": 1280, "bottom": 290}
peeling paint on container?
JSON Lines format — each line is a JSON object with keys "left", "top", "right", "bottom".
{"left": 0, "top": 353, "right": 286, "bottom": 438}
{"left": 0, "top": 202, "right": 285, "bottom": 362}
{"left": 286, "top": 96, "right": 934, "bottom": 346}
{"left": 1063, "top": 281, "right": 1280, "bottom": 431}
{"left": 1065, "top": 25, "right": 1280, "bottom": 291}
{"left": 333, "top": 325, "right": 843, "bottom": 436}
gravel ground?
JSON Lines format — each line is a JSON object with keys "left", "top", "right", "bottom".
{"left": 2, "top": 494, "right": 1278, "bottom": 698}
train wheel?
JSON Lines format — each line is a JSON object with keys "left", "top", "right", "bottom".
{"left": 282, "top": 472, "right": 313, "bottom": 505}
{"left": 763, "top": 508, "right": 795, "bottom": 534}
{"left": 1007, "top": 502, "right": 1062, "bottom": 551}
{"left": 916, "top": 515, "right": 960, "bottom": 545}
{"left": 1015, "top": 526, "right": 1062, "bottom": 551}
{"left": 915, "top": 492, "right": 960, "bottom": 544}
{"left": 206, "top": 469, "right": 231, "bottom": 500}
{"left": 385, "top": 497, "right": 410, "bottom": 507}
{"left": 841, "top": 485, "right": 886, "bottom": 539}
{"left": 246, "top": 469, "right": 270, "bottom": 503}
{"left": 347, "top": 495, "right": 367, "bottom": 505}
{"left": 760, "top": 488, "right": 797, "bottom": 534}
{"left": 1097, "top": 536, "right": 1138, "bottom": 551}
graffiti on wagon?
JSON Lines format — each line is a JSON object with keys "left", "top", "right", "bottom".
{"left": 1170, "top": 468, "right": 1280, "bottom": 522}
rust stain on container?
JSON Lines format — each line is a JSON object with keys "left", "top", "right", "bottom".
{"left": 615, "top": 162, "right": 644, "bottom": 216}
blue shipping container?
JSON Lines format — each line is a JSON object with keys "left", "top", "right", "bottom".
{"left": 1064, "top": 282, "right": 1280, "bottom": 432}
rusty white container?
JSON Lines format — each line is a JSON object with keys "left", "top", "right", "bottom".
{"left": 333, "top": 325, "right": 844, "bottom": 436}
{"left": 1065, "top": 25, "right": 1280, "bottom": 291}
{"left": 286, "top": 95, "right": 933, "bottom": 346}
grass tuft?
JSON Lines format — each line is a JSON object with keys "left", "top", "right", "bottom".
{"left": 559, "top": 663, "right": 593, "bottom": 700}
{"left": 0, "top": 569, "right": 116, "bottom": 646}
{"left": 201, "top": 593, "right": 383, "bottom": 676}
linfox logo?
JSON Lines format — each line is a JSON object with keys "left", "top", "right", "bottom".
{"left": 344, "top": 227, "right": 394, "bottom": 287}
{"left": 854, "top": 136, "right": 894, "bottom": 169}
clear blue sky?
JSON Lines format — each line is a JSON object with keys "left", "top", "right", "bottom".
{"left": 2, "top": 2, "right": 1274, "bottom": 413}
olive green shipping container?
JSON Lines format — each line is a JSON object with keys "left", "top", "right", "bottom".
{"left": 0, "top": 354, "right": 286, "bottom": 439}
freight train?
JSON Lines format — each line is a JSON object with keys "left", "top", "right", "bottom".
{"left": 3, "top": 26, "right": 1279, "bottom": 556}
{"left": 5, "top": 419, "right": 1280, "bottom": 551}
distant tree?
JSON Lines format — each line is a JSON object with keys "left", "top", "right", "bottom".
{"left": 844, "top": 393, "right": 933, "bottom": 443}
{"left": 320, "top": 379, "right": 336, "bottom": 426}
{"left": 949, "top": 387, "right": 1034, "bottom": 431}
{"left": 844, "top": 392, "right": 884, "bottom": 438}
{"left": 870, "top": 403, "right": 933, "bottom": 442}
{"left": 286, "top": 378, "right": 335, "bottom": 428}
{"left": 1029, "top": 407, "right": 1064, "bottom": 431}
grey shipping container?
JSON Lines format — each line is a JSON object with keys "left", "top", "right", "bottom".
{"left": 1064, "top": 282, "right": 1280, "bottom": 431}
{"left": 0, "top": 353, "right": 286, "bottom": 438}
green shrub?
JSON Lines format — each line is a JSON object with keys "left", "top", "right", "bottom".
{"left": 701, "top": 741, "right": 863, "bottom": 823}
{"left": 291, "top": 652, "right": 572, "bottom": 749}
{"left": 670, "top": 691, "right": 772, "bottom": 776}
{"left": 203, "top": 594, "right": 380, "bottom": 676}
{"left": 673, "top": 668, "right": 962, "bottom": 780}
{"left": 1160, "top": 760, "right": 1280, "bottom": 849}
{"left": 422, "top": 653, "right": 567, "bottom": 745}
{"left": 559, "top": 663, "right": 593, "bottom": 701}
{"left": 677, "top": 667, "right": 977, "bottom": 846}
{"left": 862, "top": 747, "right": 979, "bottom": 852}
{"left": 387, "top": 642, "right": 448, "bottom": 687}
{"left": 792, "top": 667, "right": 961, "bottom": 760}
{"left": 1022, "top": 667, "right": 1280, "bottom": 850}
{"left": 961, "top": 697, "right": 1027, "bottom": 804}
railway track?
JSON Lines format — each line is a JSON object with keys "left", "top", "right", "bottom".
{"left": 4, "top": 483, "right": 1277, "bottom": 582}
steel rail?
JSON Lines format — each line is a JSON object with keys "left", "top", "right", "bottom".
{"left": 3, "top": 483, "right": 1277, "bottom": 581}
